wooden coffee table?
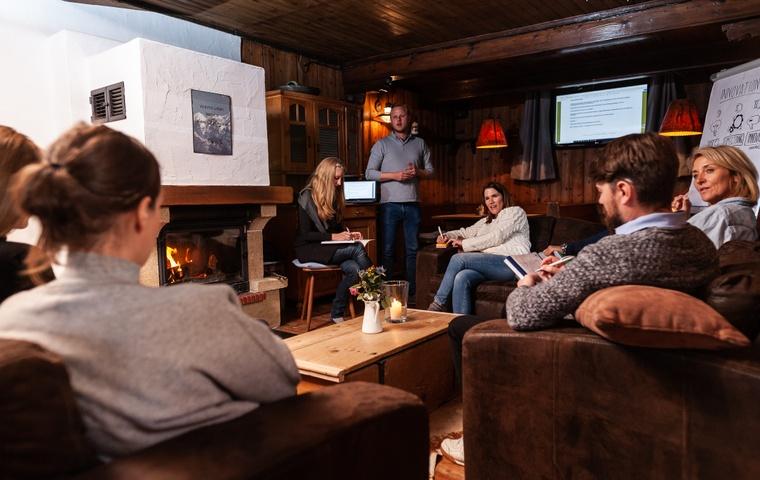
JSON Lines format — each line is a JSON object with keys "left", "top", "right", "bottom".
{"left": 284, "top": 309, "right": 461, "bottom": 410}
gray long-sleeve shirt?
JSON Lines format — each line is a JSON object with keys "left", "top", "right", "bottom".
{"left": 365, "top": 133, "right": 433, "bottom": 203}
{"left": 0, "top": 252, "right": 299, "bottom": 459}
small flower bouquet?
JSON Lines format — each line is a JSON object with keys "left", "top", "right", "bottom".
{"left": 349, "top": 265, "right": 386, "bottom": 304}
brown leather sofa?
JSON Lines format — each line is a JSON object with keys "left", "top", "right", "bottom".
{"left": 416, "top": 215, "right": 606, "bottom": 317}
{"left": 0, "top": 339, "right": 428, "bottom": 480}
{"left": 462, "top": 240, "right": 760, "bottom": 479}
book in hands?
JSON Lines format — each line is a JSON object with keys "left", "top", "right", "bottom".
{"left": 321, "top": 239, "right": 374, "bottom": 247}
{"left": 503, "top": 252, "right": 574, "bottom": 279}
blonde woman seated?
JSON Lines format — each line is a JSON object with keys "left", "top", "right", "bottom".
{"left": 672, "top": 145, "right": 758, "bottom": 248}
{"left": 0, "top": 124, "right": 299, "bottom": 459}
{"left": 428, "top": 182, "right": 530, "bottom": 314}
{"left": 294, "top": 157, "right": 372, "bottom": 323}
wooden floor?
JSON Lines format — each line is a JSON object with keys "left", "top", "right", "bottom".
{"left": 278, "top": 298, "right": 465, "bottom": 480}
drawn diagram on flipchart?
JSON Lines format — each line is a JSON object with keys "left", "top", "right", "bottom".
{"left": 693, "top": 60, "right": 760, "bottom": 211}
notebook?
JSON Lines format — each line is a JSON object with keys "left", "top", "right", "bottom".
{"left": 321, "top": 239, "right": 374, "bottom": 247}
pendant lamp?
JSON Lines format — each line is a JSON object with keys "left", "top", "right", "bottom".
{"left": 475, "top": 118, "right": 507, "bottom": 149}
{"left": 659, "top": 99, "right": 702, "bottom": 136}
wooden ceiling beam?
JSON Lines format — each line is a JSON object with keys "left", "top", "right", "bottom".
{"left": 343, "top": 0, "right": 760, "bottom": 89}
{"left": 413, "top": 40, "right": 760, "bottom": 103}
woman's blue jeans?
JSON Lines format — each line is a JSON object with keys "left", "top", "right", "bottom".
{"left": 329, "top": 243, "right": 372, "bottom": 319}
{"left": 433, "top": 252, "right": 516, "bottom": 314}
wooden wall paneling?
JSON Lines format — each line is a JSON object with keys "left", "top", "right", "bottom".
{"left": 584, "top": 149, "right": 597, "bottom": 203}
{"left": 241, "top": 39, "right": 344, "bottom": 100}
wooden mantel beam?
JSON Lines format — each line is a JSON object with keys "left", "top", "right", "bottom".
{"left": 343, "top": 0, "right": 760, "bottom": 88}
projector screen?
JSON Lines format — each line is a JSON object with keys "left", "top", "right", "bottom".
{"left": 553, "top": 82, "right": 648, "bottom": 146}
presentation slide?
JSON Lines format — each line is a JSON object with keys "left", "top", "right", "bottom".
{"left": 555, "top": 84, "right": 648, "bottom": 145}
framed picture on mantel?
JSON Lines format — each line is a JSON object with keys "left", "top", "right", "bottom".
{"left": 191, "top": 89, "right": 232, "bottom": 155}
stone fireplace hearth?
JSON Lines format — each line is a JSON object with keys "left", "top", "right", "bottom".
{"left": 139, "top": 185, "right": 291, "bottom": 328}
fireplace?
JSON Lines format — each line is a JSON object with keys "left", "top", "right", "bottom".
{"left": 139, "top": 186, "right": 292, "bottom": 327}
{"left": 158, "top": 206, "right": 250, "bottom": 294}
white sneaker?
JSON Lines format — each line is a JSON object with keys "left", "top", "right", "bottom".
{"left": 440, "top": 436, "right": 465, "bottom": 466}
{"left": 331, "top": 317, "right": 344, "bottom": 324}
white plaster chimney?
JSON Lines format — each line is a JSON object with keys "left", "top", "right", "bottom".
{"left": 86, "top": 38, "right": 270, "bottom": 186}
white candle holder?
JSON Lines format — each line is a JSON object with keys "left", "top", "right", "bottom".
{"left": 383, "top": 280, "right": 409, "bottom": 323}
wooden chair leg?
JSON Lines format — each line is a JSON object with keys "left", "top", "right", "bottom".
{"left": 348, "top": 298, "right": 356, "bottom": 319}
{"left": 300, "top": 275, "right": 309, "bottom": 322}
{"left": 305, "top": 274, "right": 316, "bottom": 332}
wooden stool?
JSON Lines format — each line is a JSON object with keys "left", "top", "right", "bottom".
{"left": 299, "top": 266, "right": 356, "bottom": 332}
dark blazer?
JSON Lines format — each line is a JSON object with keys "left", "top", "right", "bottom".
{"left": 294, "top": 188, "right": 345, "bottom": 265}
{"left": 0, "top": 238, "right": 53, "bottom": 303}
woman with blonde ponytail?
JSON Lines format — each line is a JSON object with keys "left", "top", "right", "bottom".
{"left": 0, "top": 123, "right": 299, "bottom": 459}
{"left": 0, "top": 125, "right": 53, "bottom": 303}
{"left": 295, "top": 157, "right": 372, "bottom": 323}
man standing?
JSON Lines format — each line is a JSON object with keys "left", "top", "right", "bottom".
{"left": 366, "top": 104, "right": 433, "bottom": 300}
{"left": 506, "top": 132, "right": 719, "bottom": 330}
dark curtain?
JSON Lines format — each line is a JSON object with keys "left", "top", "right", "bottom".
{"left": 646, "top": 73, "right": 694, "bottom": 172}
{"left": 512, "top": 91, "right": 556, "bottom": 181}
{"left": 646, "top": 73, "right": 678, "bottom": 132}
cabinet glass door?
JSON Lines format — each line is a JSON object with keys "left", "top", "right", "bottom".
{"left": 316, "top": 105, "right": 343, "bottom": 163}
{"left": 285, "top": 99, "right": 311, "bottom": 172}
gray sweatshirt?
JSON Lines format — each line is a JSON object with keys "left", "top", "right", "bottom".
{"left": 0, "top": 252, "right": 300, "bottom": 459}
{"left": 365, "top": 133, "right": 433, "bottom": 203}
{"left": 507, "top": 225, "right": 718, "bottom": 331}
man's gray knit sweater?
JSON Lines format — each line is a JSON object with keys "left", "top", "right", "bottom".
{"left": 0, "top": 252, "right": 300, "bottom": 459}
{"left": 506, "top": 225, "right": 719, "bottom": 330}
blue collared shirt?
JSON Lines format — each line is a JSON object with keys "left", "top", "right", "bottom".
{"left": 686, "top": 197, "right": 758, "bottom": 248}
{"left": 615, "top": 211, "right": 688, "bottom": 235}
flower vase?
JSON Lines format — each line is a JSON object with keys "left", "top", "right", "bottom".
{"left": 361, "top": 300, "right": 382, "bottom": 334}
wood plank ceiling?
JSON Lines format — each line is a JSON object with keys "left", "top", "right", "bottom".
{"left": 80, "top": 0, "right": 652, "bottom": 62}
{"left": 73, "top": 0, "right": 760, "bottom": 101}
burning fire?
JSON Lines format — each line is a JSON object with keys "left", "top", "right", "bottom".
{"left": 166, "top": 244, "right": 218, "bottom": 284}
{"left": 166, "top": 245, "right": 192, "bottom": 283}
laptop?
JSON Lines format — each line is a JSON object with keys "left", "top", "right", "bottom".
{"left": 344, "top": 180, "right": 378, "bottom": 204}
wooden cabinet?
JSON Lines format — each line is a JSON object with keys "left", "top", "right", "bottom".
{"left": 267, "top": 91, "right": 363, "bottom": 188}
{"left": 343, "top": 204, "right": 378, "bottom": 265}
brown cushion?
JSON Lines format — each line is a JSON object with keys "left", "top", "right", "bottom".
{"left": 575, "top": 285, "right": 750, "bottom": 349}
{"left": 0, "top": 338, "right": 97, "bottom": 478}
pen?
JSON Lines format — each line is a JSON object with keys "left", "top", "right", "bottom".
{"left": 346, "top": 226, "right": 352, "bottom": 239}
{"left": 536, "top": 256, "right": 574, "bottom": 272}
{"left": 437, "top": 226, "right": 443, "bottom": 238}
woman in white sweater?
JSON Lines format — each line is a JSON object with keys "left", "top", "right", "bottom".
{"left": 428, "top": 182, "right": 530, "bottom": 314}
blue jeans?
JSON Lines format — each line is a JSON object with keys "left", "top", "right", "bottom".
{"left": 380, "top": 202, "right": 420, "bottom": 296}
{"left": 329, "top": 243, "right": 372, "bottom": 319}
{"left": 433, "top": 252, "right": 516, "bottom": 314}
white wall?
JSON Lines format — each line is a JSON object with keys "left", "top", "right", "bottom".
{"left": 2, "top": 1, "right": 249, "bottom": 242}
{"left": 0, "top": 0, "right": 241, "bottom": 148}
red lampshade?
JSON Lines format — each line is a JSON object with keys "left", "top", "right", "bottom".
{"left": 659, "top": 99, "right": 702, "bottom": 136}
{"left": 475, "top": 118, "right": 507, "bottom": 149}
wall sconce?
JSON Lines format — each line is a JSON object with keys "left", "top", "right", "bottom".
{"left": 475, "top": 118, "right": 508, "bottom": 149}
{"left": 659, "top": 99, "right": 702, "bottom": 136}
{"left": 374, "top": 90, "right": 392, "bottom": 123}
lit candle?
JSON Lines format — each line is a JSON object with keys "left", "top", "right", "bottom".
{"left": 390, "top": 298, "right": 403, "bottom": 320}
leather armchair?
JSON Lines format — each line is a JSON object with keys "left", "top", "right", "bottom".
{"left": 463, "top": 323, "right": 760, "bottom": 479}
{"left": 461, "top": 240, "right": 760, "bottom": 479}
{"left": 0, "top": 339, "right": 428, "bottom": 480}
